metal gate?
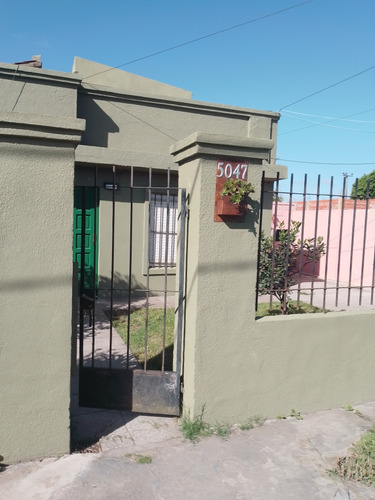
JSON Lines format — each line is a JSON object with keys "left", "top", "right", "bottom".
{"left": 76, "top": 166, "right": 186, "bottom": 416}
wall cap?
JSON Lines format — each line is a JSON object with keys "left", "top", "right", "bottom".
{"left": 0, "top": 111, "right": 85, "bottom": 144}
{"left": 0, "top": 62, "right": 81, "bottom": 87}
{"left": 170, "top": 131, "right": 273, "bottom": 162}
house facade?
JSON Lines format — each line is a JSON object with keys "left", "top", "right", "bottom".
{"left": 0, "top": 56, "right": 284, "bottom": 462}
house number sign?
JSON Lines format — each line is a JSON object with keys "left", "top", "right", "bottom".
{"left": 216, "top": 161, "right": 248, "bottom": 180}
{"left": 214, "top": 160, "right": 249, "bottom": 222}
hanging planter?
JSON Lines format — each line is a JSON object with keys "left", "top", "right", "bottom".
{"left": 217, "top": 179, "right": 254, "bottom": 216}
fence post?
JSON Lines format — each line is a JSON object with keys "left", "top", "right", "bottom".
{"left": 170, "top": 132, "right": 284, "bottom": 422}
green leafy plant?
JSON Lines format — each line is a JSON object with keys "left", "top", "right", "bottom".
{"left": 344, "top": 404, "right": 363, "bottom": 417}
{"left": 257, "top": 220, "right": 325, "bottom": 314}
{"left": 331, "top": 426, "right": 375, "bottom": 486}
{"left": 239, "top": 415, "right": 265, "bottom": 430}
{"left": 213, "top": 421, "right": 231, "bottom": 439}
{"left": 290, "top": 409, "right": 303, "bottom": 420}
{"left": 180, "top": 406, "right": 213, "bottom": 442}
{"left": 220, "top": 178, "right": 255, "bottom": 204}
{"left": 350, "top": 170, "right": 375, "bottom": 199}
{"left": 277, "top": 409, "right": 303, "bottom": 420}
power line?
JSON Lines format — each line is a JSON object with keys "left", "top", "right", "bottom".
{"left": 279, "top": 117, "right": 375, "bottom": 135}
{"left": 82, "top": 0, "right": 314, "bottom": 81}
{"left": 282, "top": 108, "right": 375, "bottom": 124}
{"left": 275, "top": 158, "right": 375, "bottom": 165}
{"left": 279, "top": 64, "right": 375, "bottom": 111}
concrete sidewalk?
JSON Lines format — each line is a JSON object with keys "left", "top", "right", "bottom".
{"left": 1, "top": 402, "right": 375, "bottom": 499}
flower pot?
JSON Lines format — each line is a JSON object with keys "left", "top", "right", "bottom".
{"left": 217, "top": 197, "right": 246, "bottom": 216}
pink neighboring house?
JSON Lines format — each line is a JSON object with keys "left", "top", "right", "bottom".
{"left": 272, "top": 200, "right": 375, "bottom": 286}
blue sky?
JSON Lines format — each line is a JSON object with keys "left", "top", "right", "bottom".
{"left": 2, "top": 0, "right": 374, "bottom": 195}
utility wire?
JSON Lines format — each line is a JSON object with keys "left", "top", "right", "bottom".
{"left": 82, "top": 0, "right": 314, "bottom": 81}
{"left": 280, "top": 108, "right": 375, "bottom": 135}
{"left": 282, "top": 108, "right": 375, "bottom": 124}
{"left": 276, "top": 158, "right": 375, "bottom": 165}
{"left": 279, "top": 64, "right": 375, "bottom": 111}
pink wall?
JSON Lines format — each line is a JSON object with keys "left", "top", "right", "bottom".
{"left": 272, "top": 201, "right": 375, "bottom": 286}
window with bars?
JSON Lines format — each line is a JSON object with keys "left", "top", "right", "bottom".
{"left": 148, "top": 192, "right": 178, "bottom": 268}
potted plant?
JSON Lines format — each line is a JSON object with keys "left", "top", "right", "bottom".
{"left": 217, "top": 178, "right": 255, "bottom": 216}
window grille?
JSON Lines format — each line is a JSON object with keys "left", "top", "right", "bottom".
{"left": 149, "top": 193, "right": 178, "bottom": 267}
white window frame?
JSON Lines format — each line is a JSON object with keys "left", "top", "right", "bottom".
{"left": 148, "top": 192, "right": 178, "bottom": 269}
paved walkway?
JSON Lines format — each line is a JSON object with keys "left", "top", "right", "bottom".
{"left": 2, "top": 402, "right": 375, "bottom": 499}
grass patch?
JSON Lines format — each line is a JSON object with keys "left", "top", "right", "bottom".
{"left": 239, "top": 414, "right": 265, "bottom": 430}
{"left": 331, "top": 426, "right": 375, "bottom": 487}
{"left": 180, "top": 408, "right": 213, "bottom": 442}
{"left": 213, "top": 421, "right": 231, "bottom": 439}
{"left": 256, "top": 300, "right": 325, "bottom": 317}
{"left": 110, "top": 307, "right": 174, "bottom": 371}
{"left": 136, "top": 455, "right": 152, "bottom": 464}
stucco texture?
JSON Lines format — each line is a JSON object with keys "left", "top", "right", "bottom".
{"left": 0, "top": 141, "right": 76, "bottom": 463}
{"left": 174, "top": 135, "right": 375, "bottom": 424}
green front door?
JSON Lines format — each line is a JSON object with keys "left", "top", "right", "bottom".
{"left": 73, "top": 187, "right": 99, "bottom": 296}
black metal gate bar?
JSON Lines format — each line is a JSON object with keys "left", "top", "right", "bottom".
{"left": 126, "top": 167, "right": 134, "bottom": 369}
{"left": 162, "top": 168, "right": 171, "bottom": 372}
{"left": 175, "top": 188, "right": 186, "bottom": 381}
{"left": 296, "top": 174, "right": 308, "bottom": 308}
{"left": 144, "top": 167, "right": 153, "bottom": 370}
{"left": 91, "top": 167, "right": 98, "bottom": 366}
{"left": 347, "top": 180, "right": 358, "bottom": 306}
{"left": 322, "top": 177, "right": 334, "bottom": 311}
{"left": 335, "top": 176, "right": 346, "bottom": 307}
{"left": 79, "top": 187, "right": 86, "bottom": 369}
{"left": 255, "top": 171, "right": 266, "bottom": 313}
{"left": 359, "top": 181, "right": 370, "bottom": 305}
{"left": 109, "top": 166, "right": 116, "bottom": 369}
{"left": 269, "top": 171, "right": 280, "bottom": 310}
{"left": 78, "top": 165, "right": 186, "bottom": 415}
{"left": 309, "top": 175, "right": 321, "bottom": 306}
{"left": 282, "top": 173, "right": 294, "bottom": 311}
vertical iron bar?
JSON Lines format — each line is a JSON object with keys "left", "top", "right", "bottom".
{"left": 310, "top": 175, "right": 320, "bottom": 307}
{"left": 126, "top": 166, "right": 134, "bottom": 370}
{"left": 91, "top": 167, "right": 98, "bottom": 367}
{"left": 297, "top": 174, "right": 307, "bottom": 308}
{"left": 144, "top": 168, "right": 152, "bottom": 370}
{"left": 322, "top": 177, "right": 334, "bottom": 311}
{"left": 79, "top": 187, "right": 86, "bottom": 368}
{"left": 347, "top": 180, "right": 358, "bottom": 306}
{"left": 175, "top": 188, "right": 186, "bottom": 381}
{"left": 162, "top": 169, "right": 171, "bottom": 372}
{"left": 269, "top": 172, "right": 280, "bottom": 310}
{"left": 359, "top": 179, "right": 370, "bottom": 305}
{"left": 335, "top": 176, "right": 346, "bottom": 307}
{"left": 255, "top": 171, "right": 266, "bottom": 312}
{"left": 109, "top": 166, "right": 116, "bottom": 369}
{"left": 283, "top": 174, "right": 294, "bottom": 312}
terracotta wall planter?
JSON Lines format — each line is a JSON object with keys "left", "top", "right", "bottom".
{"left": 217, "top": 196, "right": 246, "bottom": 216}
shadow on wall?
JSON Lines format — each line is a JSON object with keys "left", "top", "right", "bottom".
{"left": 78, "top": 99, "right": 119, "bottom": 147}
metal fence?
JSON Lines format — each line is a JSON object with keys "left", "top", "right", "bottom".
{"left": 75, "top": 165, "right": 186, "bottom": 414}
{"left": 257, "top": 172, "right": 375, "bottom": 314}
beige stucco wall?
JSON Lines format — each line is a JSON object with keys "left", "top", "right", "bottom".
{"left": 0, "top": 64, "right": 84, "bottom": 462}
{"left": 77, "top": 83, "right": 280, "bottom": 168}
{"left": 73, "top": 57, "right": 192, "bottom": 100}
{"left": 0, "top": 63, "right": 80, "bottom": 117}
{"left": 172, "top": 132, "right": 375, "bottom": 424}
{"left": 75, "top": 78, "right": 281, "bottom": 296}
